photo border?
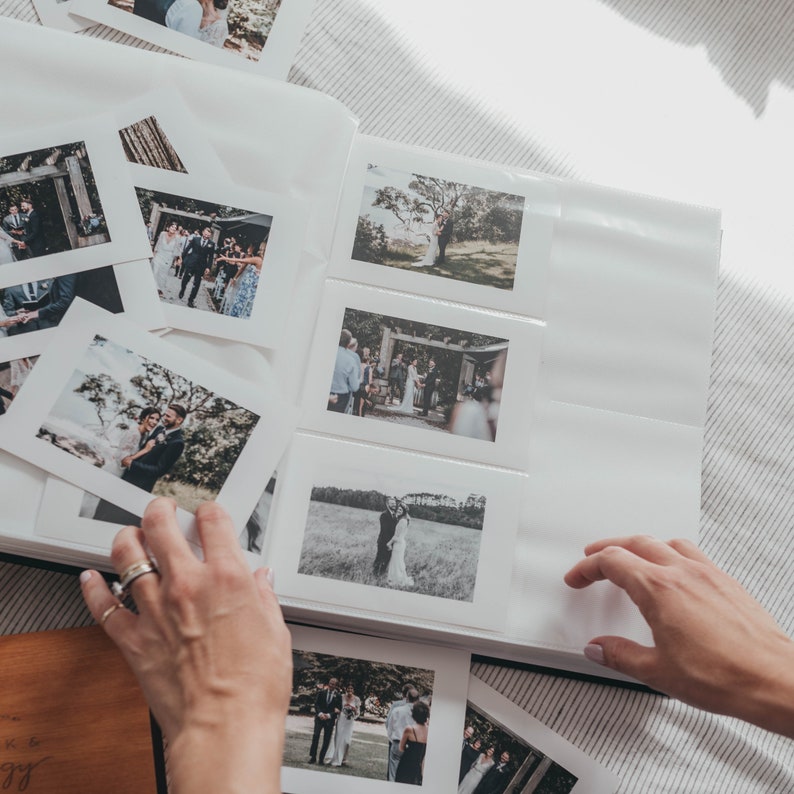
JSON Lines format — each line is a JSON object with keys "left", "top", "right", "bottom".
{"left": 283, "top": 623, "right": 470, "bottom": 794}
{"left": 114, "top": 87, "right": 229, "bottom": 179}
{"left": 329, "top": 136, "right": 559, "bottom": 317}
{"left": 0, "top": 299, "right": 298, "bottom": 537}
{"left": 132, "top": 169, "right": 306, "bottom": 348}
{"left": 0, "top": 115, "right": 153, "bottom": 286}
{"left": 30, "top": 0, "right": 96, "bottom": 32}
{"left": 465, "top": 675, "right": 620, "bottom": 793}
{"left": 70, "top": 0, "right": 315, "bottom": 79}
{"left": 268, "top": 433, "right": 523, "bottom": 631}
{"left": 301, "top": 281, "right": 542, "bottom": 470}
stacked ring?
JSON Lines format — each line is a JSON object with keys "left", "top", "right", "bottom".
{"left": 111, "top": 559, "right": 159, "bottom": 599}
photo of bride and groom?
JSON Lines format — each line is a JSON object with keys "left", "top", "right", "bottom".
{"left": 116, "top": 0, "right": 282, "bottom": 60}
{"left": 353, "top": 165, "right": 524, "bottom": 291}
{"left": 298, "top": 475, "right": 486, "bottom": 602}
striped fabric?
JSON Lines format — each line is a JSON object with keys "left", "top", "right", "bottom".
{"left": 0, "top": 2, "right": 792, "bottom": 791}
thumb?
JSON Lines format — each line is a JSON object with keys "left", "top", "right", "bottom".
{"left": 584, "top": 636, "right": 658, "bottom": 682}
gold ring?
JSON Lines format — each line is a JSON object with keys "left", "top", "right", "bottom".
{"left": 100, "top": 601, "right": 126, "bottom": 626}
{"left": 112, "top": 559, "right": 160, "bottom": 599}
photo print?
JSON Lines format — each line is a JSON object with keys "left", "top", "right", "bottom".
{"left": 0, "top": 336, "right": 43, "bottom": 418}
{"left": 329, "top": 137, "right": 558, "bottom": 317}
{"left": 0, "top": 118, "right": 152, "bottom": 285}
{"left": 267, "top": 434, "right": 522, "bottom": 630}
{"left": 461, "top": 676, "right": 619, "bottom": 794}
{"left": 132, "top": 170, "right": 305, "bottom": 346}
{"left": 304, "top": 283, "right": 542, "bottom": 469}
{"left": 33, "top": 473, "right": 276, "bottom": 561}
{"left": 30, "top": 0, "right": 96, "bottom": 33}
{"left": 282, "top": 624, "right": 470, "bottom": 794}
{"left": 71, "top": 0, "right": 315, "bottom": 78}
{"left": 0, "top": 301, "right": 297, "bottom": 534}
{"left": 113, "top": 88, "right": 228, "bottom": 177}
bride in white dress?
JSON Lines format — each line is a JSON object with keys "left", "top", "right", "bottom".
{"left": 397, "top": 358, "right": 419, "bottom": 413}
{"left": 458, "top": 747, "right": 495, "bottom": 794}
{"left": 0, "top": 227, "right": 19, "bottom": 264}
{"left": 329, "top": 685, "right": 361, "bottom": 766}
{"left": 386, "top": 503, "right": 414, "bottom": 587}
{"left": 150, "top": 222, "right": 183, "bottom": 290}
{"left": 413, "top": 212, "right": 442, "bottom": 267}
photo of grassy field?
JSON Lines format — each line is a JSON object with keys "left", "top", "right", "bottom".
{"left": 297, "top": 486, "right": 485, "bottom": 601}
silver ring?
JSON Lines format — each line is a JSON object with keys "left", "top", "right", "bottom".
{"left": 100, "top": 601, "right": 126, "bottom": 626}
{"left": 112, "top": 559, "right": 159, "bottom": 598}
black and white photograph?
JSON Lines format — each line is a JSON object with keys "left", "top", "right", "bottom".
{"left": 461, "top": 677, "right": 619, "bottom": 794}
{"left": 304, "top": 283, "right": 542, "bottom": 470}
{"left": 282, "top": 625, "right": 469, "bottom": 794}
{"left": 0, "top": 119, "right": 153, "bottom": 285}
{"left": 264, "top": 435, "right": 521, "bottom": 630}
{"left": 132, "top": 171, "right": 304, "bottom": 346}
{"left": 329, "top": 138, "right": 557, "bottom": 317}
{"left": 114, "top": 88, "right": 228, "bottom": 177}
{"left": 0, "top": 300, "right": 297, "bottom": 533}
{"left": 71, "top": 0, "right": 315, "bottom": 78}
{"left": 327, "top": 308, "right": 509, "bottom": 440}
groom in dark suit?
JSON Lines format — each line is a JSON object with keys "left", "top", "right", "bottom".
{"left": 475, "top": 751, "right": 512, "bottom": 794}
{"left": 419, "top": 360, "right": 440, "bottom": 416}
{"left": 436, "top": 209, "right": 453, "bottom": 265}
{"left": 308, "top": 677, "right": 341, "bottom": 765}
{"left": 20, "top": 198, "right": 45, "bottom": 258}
{"left": 178, "top": 227, "right": 216, "bottom": 308}
{"left": 121, "top": 403, "right": 186, "bottom": 492}
{"left": 373, "top": 497, "right": 398, "bottom": 576}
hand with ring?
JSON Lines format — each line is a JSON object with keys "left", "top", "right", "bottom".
{"left": 80, "top": 497, "right": 291, "bottom": 794}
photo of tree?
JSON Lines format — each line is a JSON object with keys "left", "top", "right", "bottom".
{"left": 461, "top": 702, "right": 578, "bottom": 794}
{"left": 37, "top": 334, "right": 259, "bottom": 513}
{"left": 285, "top": 648, "right": 433, "bottom": 782}
{"left": 299, "top": 478, "right": 486, "bottom": 600}
{"left": 353, "top": 165, "right": 524, "bottom": 291}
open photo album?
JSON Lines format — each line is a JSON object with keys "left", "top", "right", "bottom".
{"left": 0, "top": 20, "right": 721, "bottom": 684}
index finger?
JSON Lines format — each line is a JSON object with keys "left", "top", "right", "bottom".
{"left": 140, "top": 497, "right": 199, "bottom": 577}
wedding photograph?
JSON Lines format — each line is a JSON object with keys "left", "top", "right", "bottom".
{"left": 0, "top": 354, "right": 38, "bottom": 416}
{"left": 298, "top": 474, "right": 486, "bottom": 601}
{"left": 0, "top": 140, "right": 110, "bottom": 265}
{"left": 459, "top": 702, "right": 577, "bottom": 794}
{"left": 286, "top": 647, "right": 434, "bottom": 784}
{"left": 135, "top": 186, "right": 271, "bottom": 318}
{"left": 353, "top": 165, "right": 524, "bottom": 292}
{"left": 327, "top": 308, "right": 509, "bottom": 441}
{"left": 36, "top": 334, "right": 260, "bottom": 516}
{"left": 119, "top": 115, "right": 187, "bottom": 172}
{"left": 106, "top": 0, "right": 282, "bottom": 62}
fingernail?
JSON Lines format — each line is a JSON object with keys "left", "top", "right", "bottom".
{"left": 584, "top": 643, "right": 606, "bottom": 665}
{"left": 266, "top": 568, "right": 275, "bottom": 588}
{"left": 79, "top": 570, "right": 92, "bottom": 585}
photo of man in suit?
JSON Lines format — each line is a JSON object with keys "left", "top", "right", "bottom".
{"left": 3, "top": 204, "right": 27, "bottom": 259}
{"left": 3, "top": 280, "right": 49, "bottom": 334}
{"left": 178, "top": 226, "right": 216, "bottom": 308}
{"left": 19, "top": 198, "right": 45, "bottom": 258}
{"left": 121, "top": 403, "right": 186, "bottom": 492}
{"left": 419, "top": 359, "right": 440, "bottom": 417}
{"left": 15, "top": 274, "right": 78, "bottom": 332}
{"left": 373, "top": 496, "right": 398, "bottom": 577}
{"left": 308, "top": 677, "right": 341, "bottom": 765}
{"left": 475, "top": 751, "right": 512, "bottom": 794}
{"left": 436, "top": 209, "right": 453, "bottom": 265}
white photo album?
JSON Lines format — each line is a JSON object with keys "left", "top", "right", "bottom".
{"left": 0, "top": 300, "right": 298, "bottom": 538}
{"left": 329, "top": 135, "right": 558, "bottom": 317}
{"left": 283, "top": 623, "right": 470, "bottom": 794}
{"left": 267, "top": 433, "right": 524, "bottom": 631}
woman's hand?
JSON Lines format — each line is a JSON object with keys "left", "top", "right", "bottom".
{"left": 565, "top": 535, "right": 794, "bottom": 737}
{"left": 80, "top": 498, "right": 292, "bottom": 793}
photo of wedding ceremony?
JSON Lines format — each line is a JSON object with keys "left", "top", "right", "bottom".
{"left": 0, "top": 141, "right": 109, "bottom": 264}
{"left": 36, "top": 334, "right": 260, "bottom": 518}
{"left": 109, "top": 0, "right": 282, "bottom": 61}
{"left": 353, "top": 165, "right": 524, "bottom": 291}
{"left": 135, "top": 187, "right": 271, "bottom": 318}
{"left": 459, "top": 703, "right": 577, "bottom": 794}
{"left": 328, "top": 308, "right": 509, "bottom": 441}
{"left": 298, "top": 473, "right": 486, "bottom": 601}
{"left": 286, "top": 647, "right": 434, "bottom": 785}
{"left": 0, "top": 355, "right": 38, "bottom": 416}
{"left": 0, "top": 266, "right": 124, "bottom": 338}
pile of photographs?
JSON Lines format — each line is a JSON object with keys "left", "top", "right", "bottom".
{"left": 0, "top": 71, "right": 617, "bottom": 794}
